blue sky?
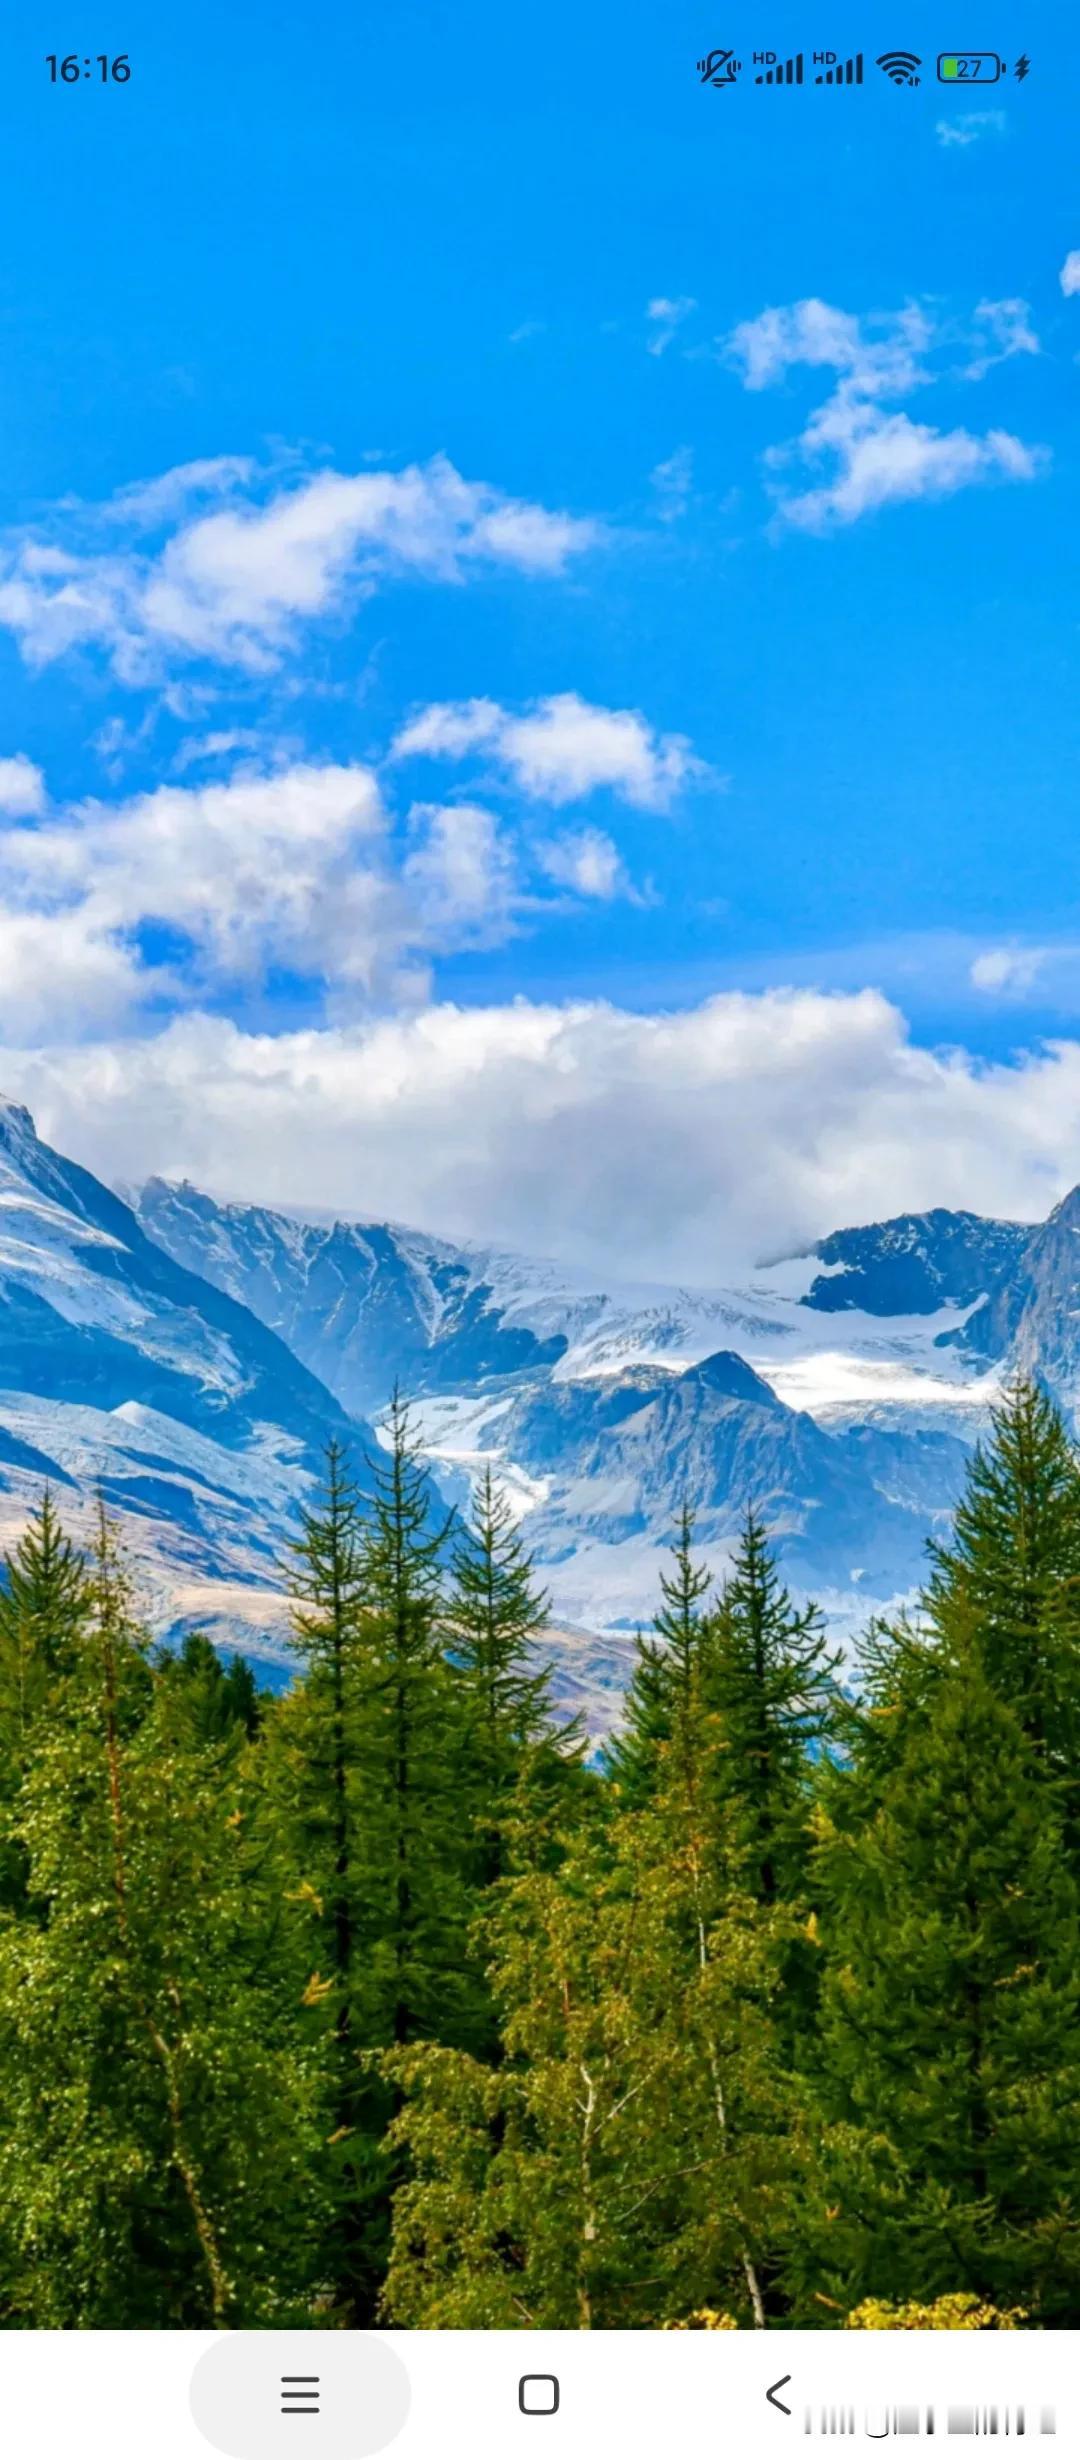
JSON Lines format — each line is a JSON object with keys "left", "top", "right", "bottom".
{"left": 0, "top": 0, "right": 1076, "bottom": 1277}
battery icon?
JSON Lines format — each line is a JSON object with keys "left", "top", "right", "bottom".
{"left": 937, "top": 51, "right": 1004, "bottom": 81}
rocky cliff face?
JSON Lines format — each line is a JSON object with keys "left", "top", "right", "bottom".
{"left": 0, "top": 1102, "right": 366, "bottom": 1665}
{"left": 960, "top": 1185, "right": 1080, "bottom": 1410}
{"left": 798, "top": 1208, "right": 1028, "bottom": 1318}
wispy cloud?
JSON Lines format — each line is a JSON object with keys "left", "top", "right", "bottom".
{"left": 936, "top": 109, "right": 1006, "bottom": 148}
{"left": 963, "top": 297, "right": 1039, "bottom": 382}
{"left": 645, "top": 296, "right": 697, "bottom": 356}
{"left": 390, "top": 691, "right": 706, "bottom": 812}
{"left": 1061, "top": 251, "right": 1080, "bottom": 298}
{"left": 0, "top": 455, "right": 601, "bottom": 683}
{"left": 723, "top": 294, "right": 1044, "bottom": 533}
{"left": 650, "top": 447, "right": 695, "bottom": 522}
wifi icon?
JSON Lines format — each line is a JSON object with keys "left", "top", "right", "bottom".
{"left": 876, "top": 48, "right": 922, "bottom": 83}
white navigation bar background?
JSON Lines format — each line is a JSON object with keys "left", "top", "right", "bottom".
{"left": 0, "top": 2327, "right": 1073, "bottom": 2460}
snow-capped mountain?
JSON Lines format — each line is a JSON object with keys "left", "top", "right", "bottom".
{"left": 133, "top": 1175, "right": 1010, "bottom": 1642}
{"left": 0, "top": 1101, "right": 367, "bottom": 1664}
{"left": 958, "top": 1185, "right": 1080, "bottom": 1412}
{"left": 796, "top": 1208, "right": 1029, "bottom": 1319}
{"left": 135, "top": 1178, "right": 566, "bottom": 1418}
{"left": 11, "top": 1108, "right": 1079, "bottom": 1702}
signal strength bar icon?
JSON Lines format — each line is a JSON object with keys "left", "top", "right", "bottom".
{"left": 815, "top": 50, "right": 863, "bottom": 82}
{"left": 754, "top": 50, "right": 803, "bottom": 82}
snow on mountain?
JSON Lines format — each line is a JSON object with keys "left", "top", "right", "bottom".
{"left": 136, "top": 1176, "right": 1012, "bottom": 1647}
{"left": 959, "top": 1184, "right": 1080, "bottom": 1415}
{"left": 134, "top": 1179, "right": 567, "bottom": 1419}
{"left": 792, "top": 1208, "right": 1029, "bottom": 1319}
{"left": 0, "top": 1101, "right": 368, "bottom": 1666}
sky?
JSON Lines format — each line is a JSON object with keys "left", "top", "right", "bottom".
{"left": 0, "top": 0, "right": 1077, "bottom": 1280}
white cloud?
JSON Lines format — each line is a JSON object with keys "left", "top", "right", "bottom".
{"left": 0, "top": 749, "right": 641, "bottom": 1041}
{"left": 650, "top": 447, "right": 694, "bottom": 522}
{"left": 0, "top": 455, "right": 600, "bottom": 681}
{"left": 964, "top": 298, "right": 1040, "bottom": 382}
{"left": 401, "top": 803, "right": 519, "bottom": 947}
{"left": 6, "top": 987, "right": 1080, "bottom": 1282}
{"left": 0, "top": 763, "right": 419, "bottom": 1035}
{"left": 0, "top": 755, "right": 46, "bottom": 817}
{"left": 0, "top": 911, "right": 144, "bottom": 1040}
{"left": 391, "top": 691, "right": 704, "bottom": 811}
{"left": 103, "top": 456, "right": 258, "bottom": 529}
{"left": 936, "top": 110, "right": 1005, "bottom": 148}
{"left": 1061, "top": 251, "right": 1080, "bottom": 298}
{"left": 968, "top": 943, "right": 1080, "bottom": 999}
{"left": 724, "top": 294, "right": 1044, "bottom": 532}
{"left": 646, "top": 297, "right": 697, "bottom": 356}
{"left": 538, "top": 828, "right": 630, "bottom": 899}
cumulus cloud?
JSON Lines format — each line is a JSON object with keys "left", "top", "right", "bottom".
{"left": 723, "top": 294, "right": 1044, "bottom": 532}
{"left": 5, "top": 988, "right": 1080, "bottom": 1281}
{"left": 1061, "top": 251, "right": 1080, "bottom": 298}
{"left": 646, "top": 297, "right": 697, "bottom": 356}
{"left": 0, "top": 755, "right": 46, "bottom": 817}
{"left": 390, "top": 691, "right": 705, "bottom": 811}
{"left": 0, "top": 455, "right": 600, "bottom": 681}
{"left": 401, "top": 802, "right": 519, "bottom": 948}
{"left": 538, "top": 827, "right": 631, "bottom": 899}
{"left": 0, "top": 753, "right": 636, "bottom": 1041}
{"left": 0, "top": 764, "right": 388, "bottom": 1006}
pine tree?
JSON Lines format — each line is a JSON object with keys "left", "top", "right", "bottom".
{"left": 607, "top": 1505, "right": 714, "bottom": 1801}
{"left": 269, "top": 1438, "right": 373, "bottom": 2316}
{"left": 708, "top": 1510, "right": 840, "bottom": 1907}
{"left": 925, "top": 1378, "right": 1080, "bottom": 1851}
{"left": 156, "top": 1633, "right": 262, "bottom": 1746}
{"left": 811, "top": 1623, "right": 1080, "bottom": 2323}
{"left": 0, "top": 1485, "right": 91, "bottom": 1680}
{"left": 445, "top": 1466, "right": 576, "bottom": 1885}
{"left": 0, "top": 1488, "right": 93, "bottom": 1909}
{"left": 354, "top": 1391, "right": 465, "bottom": 2048}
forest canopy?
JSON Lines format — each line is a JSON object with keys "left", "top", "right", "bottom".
{"left": 0, "top": 1381, "right": 1077, "bottom": 2332}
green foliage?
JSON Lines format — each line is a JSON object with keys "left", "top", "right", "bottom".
{"left": 0, "top": 1509, "right": 319, "bottom": 2326}
{"left": 0, "top": 1378, "right": 1078, "bottom": 2330}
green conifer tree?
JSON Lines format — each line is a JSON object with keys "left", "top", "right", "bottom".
{"left": 812, "top": 1625, "right": 1080, "bottom": 2324}
{"left": 445, "top": 1466, "right": 576, "bottom": 1885}
{"left": 607, "top": 1505, "right": 714, "bottom": 1801}
{"left": 926, "top": 1378, "right": 1080, "bottom": 1850}
{"left": 708, "top": 1510, "right": 840, "bottom": 1907}
{"left": 0, "top": 1488, "right": 93, "bottom": 1908}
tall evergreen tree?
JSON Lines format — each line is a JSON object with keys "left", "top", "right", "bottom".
{"left": 811, "top": 1622, "right": 1080, "bottom": 2323}
{"left": 926, "top": 1378, "right": 1080, "bottom": 1850}
{"left": 0, "top": 1489, "right": 93, "bottom": 1909}
{"left": 607, "top": 1505, "right": 714, "bottom": 1802}
{"left": 445, "top": 1466, "right": 575, "bottom": 1884}
{"left": 354, "top": 1390, "right": 465, "bottom": 2047}
{"left": 708, "top": 1511, "right": 840, "bottom": 1907}
{"left": 269, "top": 1438, "right": 373, "bottom": 2315}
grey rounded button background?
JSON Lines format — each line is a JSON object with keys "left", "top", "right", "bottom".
{"left": 190, "top": 2335, "right": 411, "bottom": 2459}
